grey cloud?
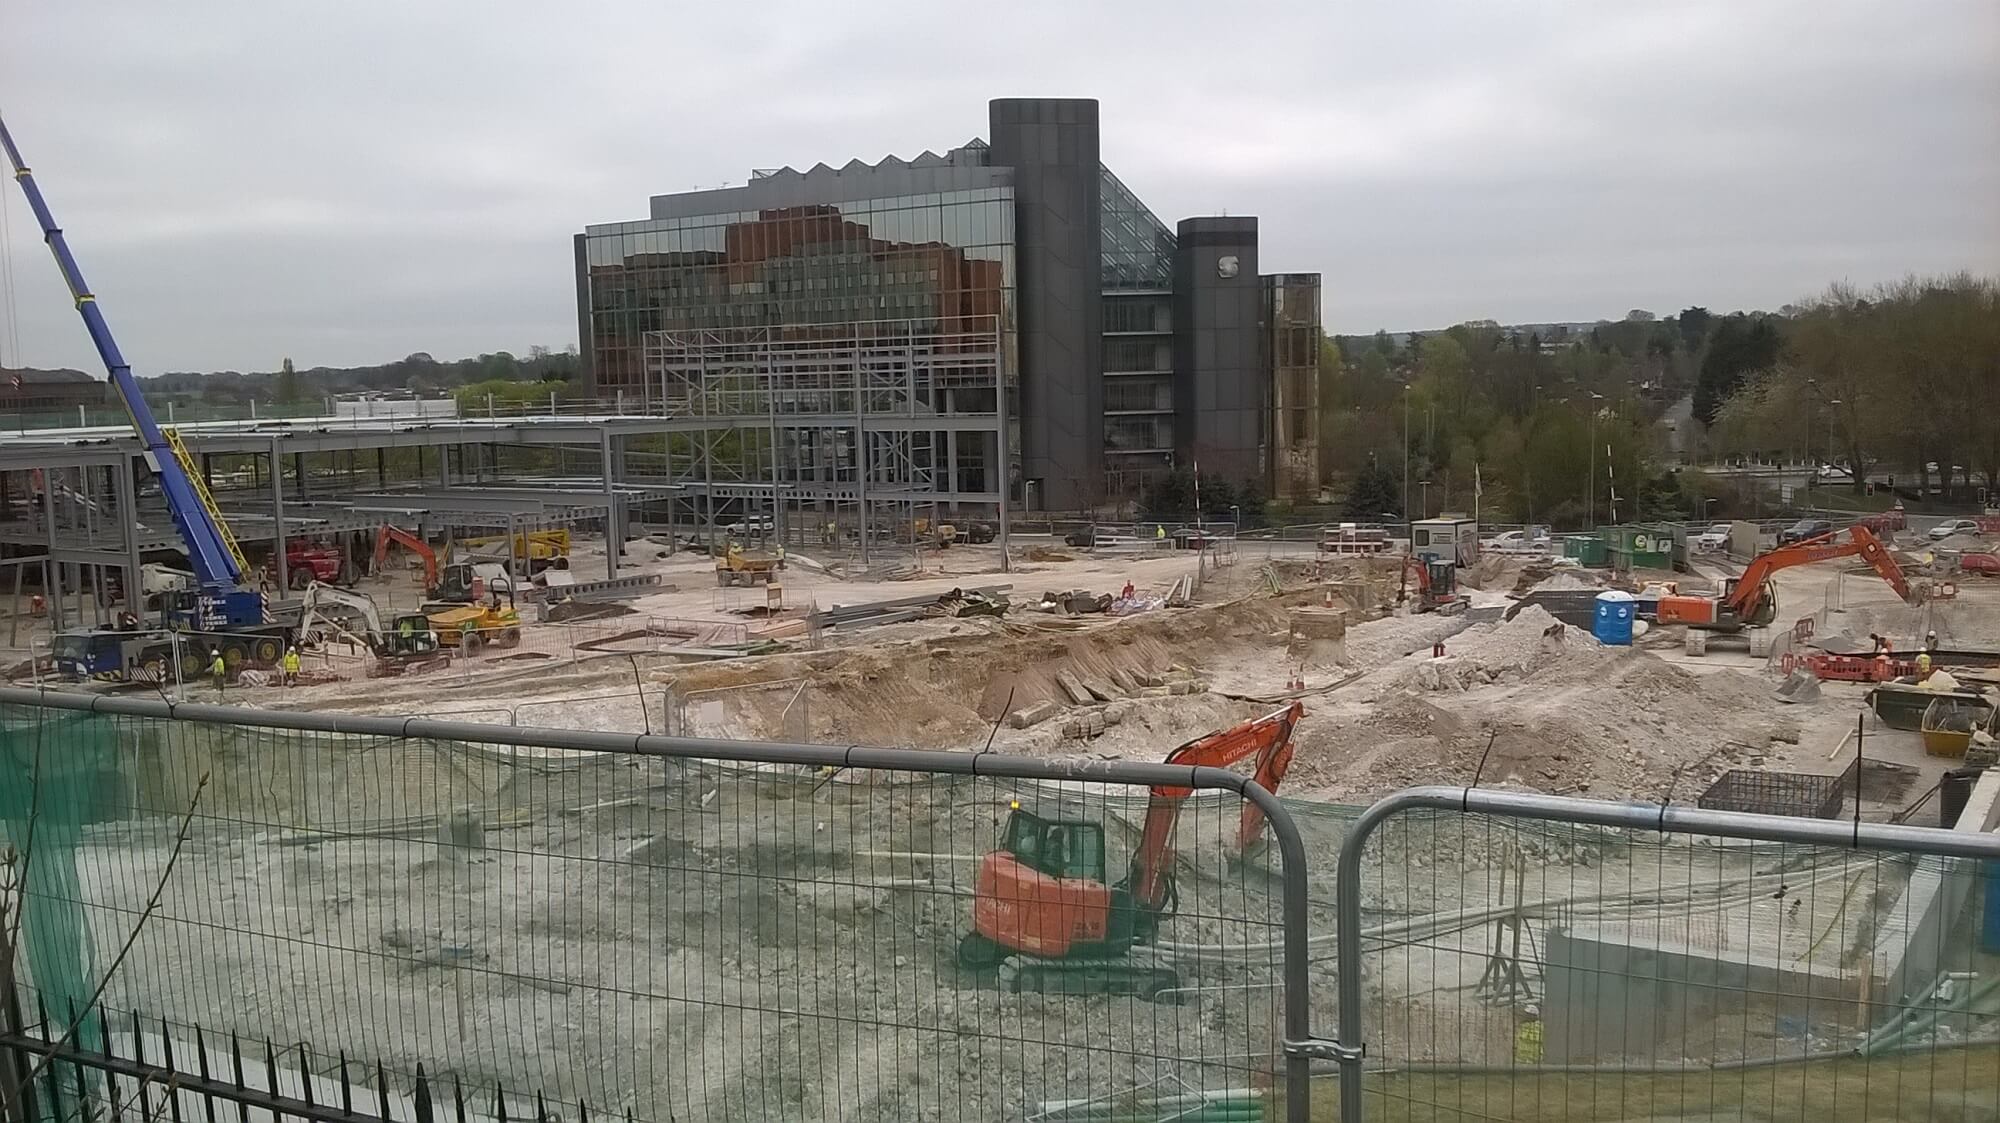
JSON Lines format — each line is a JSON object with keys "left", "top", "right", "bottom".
{"left": 0, "top": 0, "right": 1992, "bottom": 374}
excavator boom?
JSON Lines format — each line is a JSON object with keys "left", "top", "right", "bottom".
{"left": 1127, "top": 700, "right": 1306, "bottom": 911}
{"left": 373, "top": 525, "right": 439, "bottom": 589}
{"left": 1725, "top": 525, "right": 1910, "bottom": 618}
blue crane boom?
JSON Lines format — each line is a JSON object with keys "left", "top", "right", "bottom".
{"left": 0, "top": 114, "right": 246, "bottom": 591}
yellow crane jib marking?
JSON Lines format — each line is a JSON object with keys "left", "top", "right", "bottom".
{"left": 163, "top": 426, "right": 249, "bottom": 575}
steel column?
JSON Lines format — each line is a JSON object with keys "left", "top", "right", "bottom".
{"left": 600, "top": 428, "right": 618, "bottom": 578}
{"left": 270, "top": 438, "right": 287, "bottom": 595}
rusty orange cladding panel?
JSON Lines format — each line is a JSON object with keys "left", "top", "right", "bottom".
{"left": 1655, "top": 595, "right": 1719, "bottom": 626}
{"left": 970, "top": 852, "right": 1111, "bottom": 958}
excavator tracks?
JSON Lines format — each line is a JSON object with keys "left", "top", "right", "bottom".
{"left": 995, "top": 951, "right": 1182, "bottom": 1003}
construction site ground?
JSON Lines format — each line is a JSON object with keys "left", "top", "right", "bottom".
{"left": 18, "top": 528, "right": 2000, "bottom": 1119}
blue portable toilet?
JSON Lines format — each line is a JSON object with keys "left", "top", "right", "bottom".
{"left": 1593, "top": 590, "right": 1636, "bottom": 646}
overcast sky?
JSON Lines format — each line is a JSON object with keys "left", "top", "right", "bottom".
{"left": 2, "top": 1, "right": 1994, "bottom": 375}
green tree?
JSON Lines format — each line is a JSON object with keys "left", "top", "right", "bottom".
{"left": 1345, "top": 459, "right": 1400, "bottom": 518}
{"left": 1693, "top": 314, "right": 1781, "bottom": 424}
{"left": 272, "top": 357, "right": 304, "bottom": 404}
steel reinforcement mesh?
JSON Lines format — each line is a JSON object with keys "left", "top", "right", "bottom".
{"left": 0, "top": 704, "right": 1291, "bottom": 1123}
{"left": 1344, "top": 807, "right": 2000, "bottom": 1122}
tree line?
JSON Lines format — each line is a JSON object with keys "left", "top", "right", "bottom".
{"left": 143, "top": 346, "right": 583, "bottom": 408}
{"left": 1705, "top": 275, "right": 2000, "bottom": 502}
{"left": 1310, "top": 310, "right": 1707, "bottom": 527}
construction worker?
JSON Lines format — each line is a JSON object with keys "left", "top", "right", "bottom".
{"left": 1155, "top": 524, "right": 1166, "bottom": 544}
{"left": 1121, "top": 581, "right": 1136, "bottom": 601}
{"left": 282, "top": 646, "right": 302, "bottom": 687}
{"left": 1513, "top": 1004, "right": 1545, "bottom": 1065}
{"left": 208, "top": 647, "right": 226, "bottom": 691}
{"left": 775, "top": 543, "right": 786, "bottom": 570}
{"left": 1926, "top": 630, "right": 1941, "bottom": 654}
{"left": 1917, "top": 651, "right": 1934, "bottom": 681}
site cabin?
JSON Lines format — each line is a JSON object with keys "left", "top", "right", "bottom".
{"left": 1318, "top": 524, "right": 1392, "bottom": 555}
{"left": 1410, "top": 517, "right": 1479, "bottom": 567}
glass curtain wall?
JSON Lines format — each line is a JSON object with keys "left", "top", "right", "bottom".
{"left": 584, "top": 188, "right": 1017, "bottom": 400}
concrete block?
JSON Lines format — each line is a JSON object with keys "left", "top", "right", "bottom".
{"left": 1061, "top": 719, "right": 1085, "bottom": 739}
{"left": 1109, "top": 668, "right": 1140, "bottom": 694}
{"left": 1168, "top": 681, "right": 1193, "bottom": 696}
{"left": 1083, "top": 711, "right": 1107, "bottom": 737}
{"left": 1104, "top": 702, "right": 1130, "bottom": 725}
{"left": 1007, "top": 700, "right": 1060, "bottom": 728}
{"left": 1083, "top": 678, "right": 1118, "bottom": 703}
{"left": 1056, "top": 671, "right": 1095, "bottom": 706}
{"left": 1683, "top": 630, "right": 1708, "bottom": 656}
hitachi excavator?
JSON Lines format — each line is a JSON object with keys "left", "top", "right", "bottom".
{"left": 957, "top": 700, "right": 1305, "bottom": 1000}
{"left": 1657, "top": 525, "right": 1915, "bottom": 631}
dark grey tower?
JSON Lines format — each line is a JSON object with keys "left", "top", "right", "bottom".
{"left": 1172, "top": 217, "right": 1263, "bottom": 487}
{"left": 988, "top": 98, "right": 1103, "bottom": 511}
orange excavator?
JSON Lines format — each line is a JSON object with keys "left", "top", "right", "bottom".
{"left": 1399, "top": 553, "right": 1465, "bottom": 615}
{"left": 372, "top": 524, "right": 439, "bottom": 589}
{"left": 1657, "top": 525, "right": 1914, "bottom": 632}
{"left": 957, "top": 700, "right": 1305, "bottom": 999}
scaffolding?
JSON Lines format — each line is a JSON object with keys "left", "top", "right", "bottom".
{"left": 643, "top": 317, "right": 1008, "bottom": 560}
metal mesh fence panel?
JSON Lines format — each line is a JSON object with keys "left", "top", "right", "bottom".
{"left": 0, "top": 701, "right": 1293, "bottom": 1123}
{"left": 1344, "top": 805, "right": 2000, "bottom": 1122}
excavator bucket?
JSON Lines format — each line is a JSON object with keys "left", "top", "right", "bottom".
{"left": 1774, "top": 668, "right": 1822, "bottom": 704}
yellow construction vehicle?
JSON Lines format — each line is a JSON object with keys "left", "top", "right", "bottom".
{"left": 716, "top": 543, "right": 783, "bottom": 586}
{"left": 455, "top": 529, "right": 571, "bottom": 573}
{"left": 425, "top": 602, "right": 523, "bottom": 654}
{"left": 898, "top": 518, "right": 957, "bottom": 548}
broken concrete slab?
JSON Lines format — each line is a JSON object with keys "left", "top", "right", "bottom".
{"left": 1104, "top": 702, "right": 1129, "bottom": 726}
{"left": 1056, "top": 671, "right": 1095, "bottom": 706}
{"left": 1082, "top": 678, "right": 1118, "bottom": 703}
{"left": 1007, "top": 700, "right": 1060, "bottom": 728}
{"left": 1109, "top": 668, "right": 1140, "bottom": 695}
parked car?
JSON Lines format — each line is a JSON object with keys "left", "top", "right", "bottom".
{"left": 724, "top": 514, "right": 775, "bottom": 536}
{"left": 1929, "top": 518, "right": 1982, "bottom": 541}
{"left": 1778, "top": 519, "right": 1835, "bottom": 545}
{"left": 1817, "top": 464, "right": 1853, "bottom": 481}
{"left": 1958, "top": 553, "right": 2000, "bottom": 576}
{"left": 1063, "top": 526, "right": 1098, "bottom": 548}
{"left": 1695, "top": 523, "right": 1733, "bottom": 552}
{"left": 1482, "top": 528, "right": 1551, "bottom": 553}
{"left": 959, "top": 521, "right": 996, "bottom": 544}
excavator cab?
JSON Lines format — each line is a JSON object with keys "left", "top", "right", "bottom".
{"left": 381, "top": 613, "right": 441, "bottom": 657}
{"left": 1000, "top": 807, "right": 1107, "bottom": 883}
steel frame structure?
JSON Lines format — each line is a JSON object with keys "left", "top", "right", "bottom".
{"left": 643, "top": 316, "right": 1009, "bottom": 562}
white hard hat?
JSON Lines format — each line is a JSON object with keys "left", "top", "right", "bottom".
{"left": 1524, "top": 1003, "right": 1540, "bottom": 1017}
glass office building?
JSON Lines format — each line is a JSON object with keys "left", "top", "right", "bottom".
{"left": 583, "top": 180, "right": 1014, "bottom": 397}
{"left": 576, "top": 98, "right": 1313, "bottom": 512}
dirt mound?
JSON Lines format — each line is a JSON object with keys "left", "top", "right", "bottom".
{"left": 1287, "top": 608, "right": 1800, "bottom": 802}
{"left": 1343, "top": 611, "right": 1472, "bottom": 667}
{"left": 661, "top": 593, "right": 1310, "bottom": 749}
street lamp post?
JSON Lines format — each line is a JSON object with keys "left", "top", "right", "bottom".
{"left": 1804, "top": 378, "right": 1816, "bottom": 496}
{"left": 1586, "top": 393, "right": 1603, "bottom": 527}
{"left": 1402, "top": 386, "right": 1412, "bottom": 522}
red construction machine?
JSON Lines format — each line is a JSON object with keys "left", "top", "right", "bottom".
{"left": 1657, "top": 525, "right": 1914, "bottom": 632}
{"left": 957, "top": 700, "right": 1305, "bottom": 999}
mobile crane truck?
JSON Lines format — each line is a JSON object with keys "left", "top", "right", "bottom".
{"left": 4, "top": 116, "right": 295, "bottom": 681}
